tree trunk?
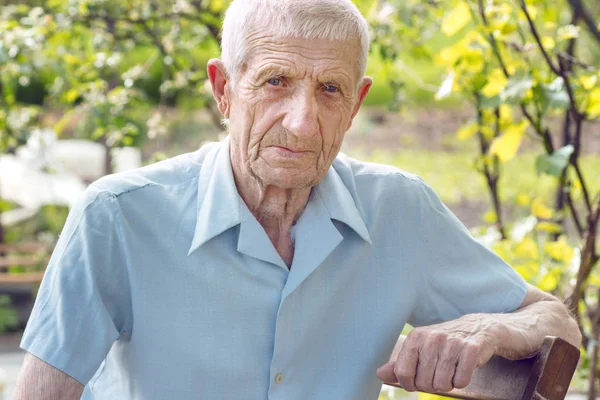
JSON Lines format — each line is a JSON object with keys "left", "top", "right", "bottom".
{"left": 589, "top": 322, "right": 600, "bottom": 400}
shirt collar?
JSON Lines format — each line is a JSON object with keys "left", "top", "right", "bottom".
{"left": 315, "top": 163, "right": 372, "bottom": 245}
{"left": 188, "top": 136, "right": 241, "bottom": 256}
{"left": 188, "top": 137, "right": 372, "bottom": 256}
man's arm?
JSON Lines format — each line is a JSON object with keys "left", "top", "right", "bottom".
{"left": 13, "top": 353, "right": 84, "bottom": 400}
{"left": 376, "top": 284, "right": 582, "bottom": 393}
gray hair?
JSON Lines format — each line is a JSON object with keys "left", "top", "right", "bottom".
{"left": 221, "top": 0, "right": 370, "bottom": 87}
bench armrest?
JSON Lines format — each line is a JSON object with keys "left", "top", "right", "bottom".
{"left": 386, "top": 335, "right": 580, "bottom": 400}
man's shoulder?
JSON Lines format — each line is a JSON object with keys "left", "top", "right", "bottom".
{"left": 330, "top": 152, "right": 432, "bottom": 223}
{"left": 333, "top": 152, "right": 424, "bottom": 189}
{"left": 90, "top": 141, "right": 221, "bottom": 199}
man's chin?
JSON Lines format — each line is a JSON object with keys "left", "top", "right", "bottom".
{"left": 255, "top": 169, "right": 319, "bottom": 189}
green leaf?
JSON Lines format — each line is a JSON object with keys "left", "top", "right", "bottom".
{"left": 535, "top": 145, "right": 574, "bottom": 176}
{"left": 480, "top": 95, "right": 501, "bottom": 109}
{"left": 534, "top": 78, "right": 570, "bottom": 113}
{"left": 501, "top": 75, "right": 534, "bottom": 104}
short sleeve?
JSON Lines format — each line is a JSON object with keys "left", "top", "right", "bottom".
{"left": 20, "top": 185, "right": 133, "bottom": 385}
{"left": 407, "top": 180, "right": 528, "bottom": 327}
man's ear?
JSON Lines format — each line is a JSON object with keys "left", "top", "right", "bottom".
{"left": 207, "top": 59, "right": 231, "bottom": 118}
{"left": 348, "top": 77, "right": 373, "bottom": 128}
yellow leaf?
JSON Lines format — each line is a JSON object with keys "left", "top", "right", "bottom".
{"left": 515, "top": 238, "right": 538, "bottom": 260}
{"left": 436, "top": 44, "right": 465, "bottom": 67}
{"left": 64, "top": 54, "right": 79, "bottom": 65}
{"left": 208, "top": 0, "right": 224, "bottom": 13}
{"left": 515, "top": 264, "right": 534, "bottom": 281}
{"left": 589, "top": 273, "right": 600, "bottom": 288}
{"left": 500, "top": 23, "right": 517, "bottom": 35}
{"left": 504, "top": 60, "right": 520, "bottom": 76}
{"left": 517, "top": 6, "right": 537, "bottom": 21}
{"left": 536, "top": 222, "right": 563, "bottom": 234}
{"left": 499, "top": 105, "right": 514, "bottom": 126}
{"left": 516, "top": 194, "right": 531, "bottom": 206}
{"left": 544, "top": 236, "right": 575, "bottom": 263}
{"left": 483, "top": 210, "right": 497, "bottom": 224}
{"left": 441, "top": 2, "right": 472, "bottom": 36}
{"left": 418, "top": 393, "right": 454, "bottom": 400}
{"left": 537, "top": 271, "right": 559, "bottom": 292}
{"left": 489, "top": 120, "right": 529, "bottom": 163}
{"left": 586, "top": 88, "right": 600, "bottom": 118}
{"left": 481, "top": 126, "right": 495, "bottom": 139}
{"left": 580, "top": 75, "right": 597, "bottom": 90}
{"left": 524, "top": 88, "right": 534, "bottom": 101}
{"left": 531, "top": 198, "right": 553, "bottom": 219}
{"left": 457, "top": 121, "right": 478, "bottom": 140}
{"left": 482, "top": 69, "right": 508, "bottom": 98}
{"left": 64, "top": 88, "right": 78, "bottom": 103}
{"left": 541, "top": 37, "right": 555, "bottom": 50}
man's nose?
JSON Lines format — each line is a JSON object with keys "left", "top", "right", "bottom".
{"left": 282, "top": 89, "right": 319, "bottom": 138}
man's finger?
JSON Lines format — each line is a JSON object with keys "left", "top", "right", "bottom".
{"left": 376, "top": 362, "right": 398, "bottom": 384}
{"left": 453, "top": 343, "right": 479, "bottom": 389}
{"left": 414, "top": 341, "right": 438, "bottom": 392}
{"left": 394, "top": 342, "right": 420, "bottom": 392}
{"left": 433, "top": 339, "right": 462, "bottom": 392}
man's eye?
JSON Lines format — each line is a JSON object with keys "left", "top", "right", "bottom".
{"left": 267, "top": 78, "right": 282, "bottom": 86}
{"left": 324, "top": 84, "right": 339, "bottom": 93}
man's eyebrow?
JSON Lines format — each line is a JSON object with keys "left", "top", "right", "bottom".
{"left": 252, "top": 65, "right": 295, "bottom": 81}
{"left": 319, "top": 74, "right": 351, "bottom": 89}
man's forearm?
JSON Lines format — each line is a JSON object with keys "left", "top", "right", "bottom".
{"left": 14, "top": 353, "right": 84, "bottom": 400}
{"left": 464, "top": 298, "right": 582, "bottom": 361}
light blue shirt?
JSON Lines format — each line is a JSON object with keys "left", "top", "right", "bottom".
{"left": 21, "top": 136, "right": 527, "bottom": 400}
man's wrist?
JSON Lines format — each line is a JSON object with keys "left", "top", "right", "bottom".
{"left": 456, "top": 313, "right": 511, "bottom": 357}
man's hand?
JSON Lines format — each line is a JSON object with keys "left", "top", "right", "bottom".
{"left": 376, "top": 316, "right": 498, "bottom": 393}
{"left": 376, "top": 284, "right": 582, "bottom": 394}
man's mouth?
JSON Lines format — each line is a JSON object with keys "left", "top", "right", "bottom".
{"left": 269, "top": 146, "right": 307, "bottom": 158}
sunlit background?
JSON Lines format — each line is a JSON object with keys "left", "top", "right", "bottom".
{"left": 0, "top": 0, "right": 599, "bottom": 398}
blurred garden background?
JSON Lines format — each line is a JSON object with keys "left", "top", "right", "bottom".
{"left": 0, "top": 0, "right": 599, "bottom": 398}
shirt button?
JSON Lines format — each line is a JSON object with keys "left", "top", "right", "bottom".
{"left": 275, "top": 373, "right": 284, "bottom": 384}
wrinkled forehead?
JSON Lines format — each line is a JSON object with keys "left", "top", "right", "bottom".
{"left": 240, "top": 34, "right": 363, "bottom": 86}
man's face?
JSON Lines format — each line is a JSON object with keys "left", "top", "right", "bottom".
{"left": 217, "top": 35, "right": 371, "bottom": 189}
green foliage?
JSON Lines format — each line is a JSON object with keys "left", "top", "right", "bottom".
{"left": 0, "top": 296, "right": 18, "bottom": 333}
{"left": 0, "top": 0, "right": 226, "bottom": 154}
{"left": 535, "top": 145, "right": 574, "bottom": 177}
{"left": 370, "top": 0, "right": 600, "bottom": 393}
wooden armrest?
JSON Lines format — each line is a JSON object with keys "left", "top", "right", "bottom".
{"left": 386, "top": 335, "right": 580, "bottom": 400}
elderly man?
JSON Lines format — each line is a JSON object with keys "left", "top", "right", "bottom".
{"left": 16, "top": 0, "right": 580, "bottom": 399}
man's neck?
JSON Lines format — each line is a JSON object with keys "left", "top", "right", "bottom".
{"left": 230, "top": 153, "right": 311, "bottom": 268}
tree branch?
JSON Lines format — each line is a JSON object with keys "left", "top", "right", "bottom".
{"left": 567, "top": 0, "right": 600, "bottom": 44}
{"left": 565, "top": 190, "right": 585, "bottom": 238}
{"left": 476, "top": 0, "right": 556, "bottom": 152}
{"left": 519, "top": 0, "right": 561, "bottom": 76}
{"left": 520, "top": 0, "right": 583, "bottom": 119}
{"left": 477, "top": 0, "right": 509, "bottom": 76}
{"left": 573, "top": 161, "right": 593, "bottom": 213}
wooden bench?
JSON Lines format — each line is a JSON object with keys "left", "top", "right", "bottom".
{"left": 386, "top": 336, "right": 580, "bottom": 400}
{"left": 0, "top": 242, "right": 52, "bottom": 327}
{"left": 0, "top": 242, "right": 50, "bottom": 285}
